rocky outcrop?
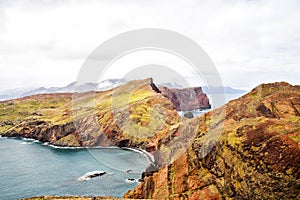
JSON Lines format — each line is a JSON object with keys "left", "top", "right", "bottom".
{"left": 183, "top": 111, "right": 194, "bottom": 119}
{"left": 77, "top": 171, "right": 106, "bottom": 181}
{"left": 124, "top": 82, "right": 300, "bottom": 199}
{"left": 1, "top": 80, "right": 300, "bottom": 199}
{"left": 159, "top": 86, "right": 211, "bottom": 111}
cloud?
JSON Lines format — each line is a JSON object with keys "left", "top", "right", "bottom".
{"left": 0, "top": 0, "right": 299, "bottom": 91}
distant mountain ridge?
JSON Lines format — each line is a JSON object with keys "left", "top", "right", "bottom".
{"left": 0, "top": 79, "right": 127, "bottom": 101}
{"left": 21, "top": 79, "right": 128, "bottom": 97}
{"left": 0, "top": 79, "right": 247, "bottom": 101}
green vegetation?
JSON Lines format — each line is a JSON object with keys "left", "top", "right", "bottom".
{"left": 0, "top": 94, "right": 72, "bottom": 133}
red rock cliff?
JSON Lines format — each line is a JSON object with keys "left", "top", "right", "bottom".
{"left": 124, "top": 82, "right": 300, "bottom": 199}
{"left": 159, "top": 86, "right": 211, "bottom": 111}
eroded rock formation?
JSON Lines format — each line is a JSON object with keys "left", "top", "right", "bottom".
{"left": 124, "top": 82, "right": 300, "bottom": 199}
{"left": 159, "top": 86, "right": 211, "bottom": 111}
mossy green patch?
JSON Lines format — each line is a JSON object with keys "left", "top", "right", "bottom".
{"left": 0, "top": 94, "right": 72, "bottom": 133}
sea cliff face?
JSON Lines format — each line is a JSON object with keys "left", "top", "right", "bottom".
{"left": 124, "top": 82, "right": 300, "bottom": 199}
{"left": 1, "top": 80, "right": 299, "bottom": 199}
{"left": 159, "top": 86, "right": 211, "bottom": 111}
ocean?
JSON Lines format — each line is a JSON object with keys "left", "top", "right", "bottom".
{"left": 0, "top": 137, "right": 150, "bottom": 199}
{"left": 178, "top": 93, "right": 246, "bottom": 117}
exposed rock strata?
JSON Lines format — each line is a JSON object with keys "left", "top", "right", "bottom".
{"left": 1, "top": 80, "right": 299, "bottom": 199}
{"left": 159, "top": 86, "right": 211, "bottom": 111}
{"left": 124, "top": 82, "right": 300, "bottom": 199}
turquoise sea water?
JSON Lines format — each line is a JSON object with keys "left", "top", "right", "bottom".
{"left": 0, "top": 137, "right": 150, "bottom": 199}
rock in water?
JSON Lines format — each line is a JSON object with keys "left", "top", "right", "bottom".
{"left": 124, "top": 82, "right": 300, "bottom": 199}
{"left": 183, "top": 111, "right": 194, "bottom": 119}
{"left": 125, "top": 178, "right": 137, "bottom": 183}
{"left": 77, "top": 171, "right": 106, "bottom": 181}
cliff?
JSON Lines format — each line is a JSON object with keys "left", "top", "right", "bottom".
{"left": 0, "top": 78, "right": 180, "bottom": 152}
{"left": 0, "top": 79, "right": 211, "bottom": 151}
{"left": 159, "top": 86, "right": 211, "bottom": 111}
{"left": 1, "top": 80, "right": 299, "bottom": 199}
{"left": 124, "top": 82, "right": 300, "bottom": 199}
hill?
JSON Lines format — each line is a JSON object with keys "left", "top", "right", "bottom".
{"left": 124, "top": 82, "right": 300, "bottom": 199}
{"left": 1, "top": 80, "right": 299, "bottom": 199}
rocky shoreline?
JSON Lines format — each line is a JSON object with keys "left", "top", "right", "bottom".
{"left": 1, "top": 80, "right": 300, "bottom": 199}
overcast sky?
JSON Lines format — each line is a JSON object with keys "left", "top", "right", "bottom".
{"left": 0, "top": 0, "right": 299, "bottom": 91}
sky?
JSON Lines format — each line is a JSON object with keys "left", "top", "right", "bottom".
{"left": 0, "top": 0, "right": 299, "bottom": 91}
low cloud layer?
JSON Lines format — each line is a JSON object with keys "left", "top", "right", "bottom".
{"left": 0, "top": 0, "right": 299, "bottom": 91}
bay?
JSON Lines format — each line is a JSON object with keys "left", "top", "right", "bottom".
{"left": 0, "top": 137, "right": 149, "bottom": 199}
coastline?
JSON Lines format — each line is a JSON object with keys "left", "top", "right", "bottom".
{"left": 121, "top": 147, "right": 155, "bottom": 165}
{"left": 1, "top": 135, "right": 154, "bottom": 163}
{"left": 1, "top": 82, "right": 299, "bottom": 199}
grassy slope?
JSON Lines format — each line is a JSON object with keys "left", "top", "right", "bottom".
{"left": 0, "top": 78, "right": 180, "bottom": 148}
{"left": 0, "top": 93, "right": 73, "bottom": 133}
